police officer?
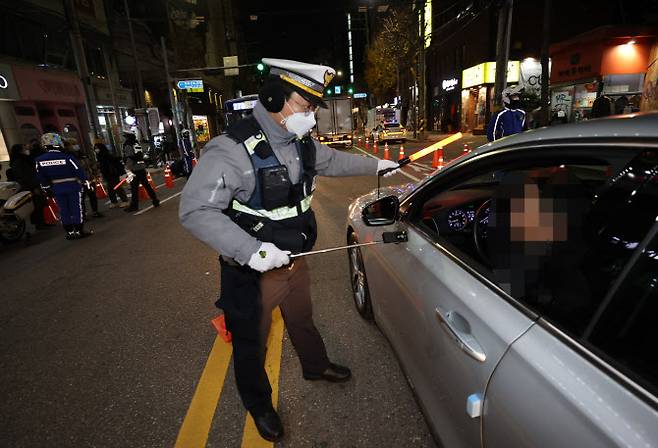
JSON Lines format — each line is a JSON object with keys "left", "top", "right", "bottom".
{"left": 487, "top": 85, "right": 526, "bottom": 142}
{"left": 180, "top": 58, "right": 399, "bottom": 442}
{"left": 35, "top": 133, "right": 93, "bottom": 240}
{"left": 124, "top": 143, "right": 160, "bottom": 212}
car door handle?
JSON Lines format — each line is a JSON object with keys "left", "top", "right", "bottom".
{"left": 435, "top": 307, "right": 486, "bottom": 362}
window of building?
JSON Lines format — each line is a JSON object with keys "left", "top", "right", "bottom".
{"left": 38, "top": 109, "right": 55, "bottom": 118}
{"left": 57, "top": 109, "right": 75, "bottom": 117}
{"left": 14, "top": 106, "right": 36, "bottom": 116}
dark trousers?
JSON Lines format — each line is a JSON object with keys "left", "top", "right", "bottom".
{"left": 55, "top": 191, "right": 83, "bottom": 226}
{"left": 129, "top": 170, "right": 157, "bottom": 208}
{"left": 83, "top": 183, "right": 98, "bottom": 213}
{"left": 106, "top": 176, "right": 128, "bottom": 203}
{"left": 223, "top": 259, "right": 329, "bottom": 413}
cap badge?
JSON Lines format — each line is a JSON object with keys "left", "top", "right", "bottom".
{"left": 323, "top": 70, "right": 335, "bottom": 87}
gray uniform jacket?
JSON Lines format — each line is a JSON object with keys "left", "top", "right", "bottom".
{"left": 179, "top": 102, "right": 378, "bottom": 265}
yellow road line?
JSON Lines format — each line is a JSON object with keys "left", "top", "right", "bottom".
{"left": 175, "top": 335, "right": 233, "bottom": 448}
{"left": 241, "top": 308, "right": 285, "bottom": 448}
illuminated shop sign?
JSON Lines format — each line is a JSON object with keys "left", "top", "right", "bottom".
{"left": 442, "top": 78, "right": 459, "bottom": 91}
{"left": 0, "top": 64, "right": 19, "bottom": 100}
{"left": 462, "top": 61, "right": 520, "bottom": 88}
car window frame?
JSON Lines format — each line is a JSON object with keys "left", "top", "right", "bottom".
{"left": 399, "top": 141, "right": 658, "bottom": 410}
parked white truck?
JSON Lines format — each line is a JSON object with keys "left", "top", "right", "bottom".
{"left": 315, "top": 96, "right": 353, "bottom": 149}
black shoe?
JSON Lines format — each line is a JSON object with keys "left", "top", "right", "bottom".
{"left": 152, "top": 198, "right": 160, "bottom": 207}
{"left": 251, "top": 407, "right": 283, "bottom": 442}
{"left": 124, "top": 206, "right": 138, "bottom": 212}
{"left": 303, "top": 363, "right": 352, "bottom": 383}
{"left": 65, "top": 231, "right": 76, "bottom": 241}
{"left": 92, "top": 211, "right": 104, "bottom": 218}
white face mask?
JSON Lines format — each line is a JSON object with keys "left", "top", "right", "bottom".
{"left": 279, "top": 102, "right": 316, "bottom": 138}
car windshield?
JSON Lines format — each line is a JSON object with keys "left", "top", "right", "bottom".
{"left": 384, "top": 124, "right": 401, "bottom": 129}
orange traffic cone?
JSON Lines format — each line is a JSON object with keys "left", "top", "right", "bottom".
{"left": 43, "top": 197, "right": 59, "bottom": 224}
{"left": 147, "top": 172, "right": 157, "bottom": 191}
{"left": 398, "top": 145, "right": 405, "bottom": 161}
{"left": 432, "top": 147, "right": 445, "bottom": 169}
{"left": 365, "top": 137, "right": 369, "bottom": 149}
{"left": 463, "top": 143, "right": 471, "bottom": 156}
{"left": 192, "top": 158, "right": 198, "bottom": 168}
{"left": 383, "top": 144, "right": 390, "bottom": 160}
{"left": 164, "top": 165, "right": 174, "bottom": 188}
{"left": 373, "top": 140, "right": 378, "bottom": 154}
{"left": 95, "top": 182, "right": 108, "bottom": 199}
{"left": 138, "top": 184, "right": 148, "bottom": 200}
{"left": 211, "top": 315, "right": 232, "bottom": 343}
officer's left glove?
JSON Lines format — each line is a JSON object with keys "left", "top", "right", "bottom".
{"left": 377, "top": 159, "right": 401, "bottom": 177}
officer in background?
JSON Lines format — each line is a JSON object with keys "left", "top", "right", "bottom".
{"left": 35, "top": 133, "right": 93, "bottom": 240}
{"left": 123, "top": 143, "right": 160, "bottom": 212}
{"left": 487, "top": 85, "right": 526, "bottom": 142}
{"left": 180, "top": 58, "right": 399, "bottom": 442}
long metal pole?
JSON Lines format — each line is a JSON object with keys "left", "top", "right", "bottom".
{"left": 124, "top": 0, "right": 145, "bottom": 110}
{"left": 63, "top": 0, "right": 101, "bottom": 139}
{"left": 161, "top": 36, "right": 181, "bottom": 149}
{"left": 494, "top": 0, "right": 514, "bottom": 108}
{"left": 540, "top": 0, "right": 552, "bottom": 126}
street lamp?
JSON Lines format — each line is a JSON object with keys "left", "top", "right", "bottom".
{"left": 337, "top": 70, "right": 343, "bottom": 77}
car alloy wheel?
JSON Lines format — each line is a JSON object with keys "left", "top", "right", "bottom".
{"left": 347, "top": 231, "right": 373, "bottom": 320}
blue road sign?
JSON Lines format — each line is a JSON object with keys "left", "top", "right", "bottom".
{"left": 353, "top": 93, "right": 367, "bottom": 99}
{"left": 176, "top": 79, "right": 204, "bottom": 91}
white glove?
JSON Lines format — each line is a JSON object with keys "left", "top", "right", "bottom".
{"left": 247, "top": 242, "right": 291, "bottom": 273}
{"left": 377, "top": 159, "right": 401, "bottom": 177}
{"left": 125, "top": 170, "right": 135, "bottom": 183}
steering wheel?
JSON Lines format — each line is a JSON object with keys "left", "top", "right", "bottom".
{"left": 473, "top": 198, "right": 492, "bottom": 264}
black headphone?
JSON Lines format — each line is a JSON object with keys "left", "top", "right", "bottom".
{"left": 258, "top": 79, "right": 286, "bottom": 113}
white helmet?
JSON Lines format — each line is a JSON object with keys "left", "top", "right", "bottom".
{"left": 502, "top": 85, "right": 524, "bottom": 106}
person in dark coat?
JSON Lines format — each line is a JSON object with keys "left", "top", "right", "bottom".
{"left": 94, "top": 143, "right": 129, "bottom": 208}
{"left": 9, "top": 143, "right": 46, "bottom": 227}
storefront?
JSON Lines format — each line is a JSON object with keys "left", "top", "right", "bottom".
{"left": 550, "top": 26, "right": 656, "bottom": 123}
{"left": 0, "top": 63, "right": 21, "bottom": 163}
{"left": 460, "top": 61, "right": 520, "bottom": 133}
{"left": 9, "top": 63, "right": 87, "bottom": 148}
{"left": 431, "top": 75, "right": 461, "bottom": 132}
{"left": 93, "top": 81, "right": 134, "bottom": 152}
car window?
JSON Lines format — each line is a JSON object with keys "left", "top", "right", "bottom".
{"left": 407, "top": 148, "right": 653, "bottom": 337}
{"left": 585, "top": 228, "right": 658, "bottom": 395}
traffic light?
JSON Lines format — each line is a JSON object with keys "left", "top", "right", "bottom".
{"left": 326, "top": 88, "right": 332, "bottom": 96}
{"left": 347, "top": 86, "right": 354, "bottom": 95}
{"left": 256, "top": 62, "right": 265, "bottom": 72}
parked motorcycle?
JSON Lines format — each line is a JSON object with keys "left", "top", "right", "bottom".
{"left": 0, "top": 182, "right": 35, "bottom": 242}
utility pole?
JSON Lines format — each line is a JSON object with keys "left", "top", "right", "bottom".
{"left": 540, "top": 0, "right": 551, "bottom": 126}
{"left": 494, "top": 0, "right": 514, "bottom": 109}
{"left": 101, "top": 45, "right": 123, "bottom": 154}
{"left": 161, "top": 36, "right": 181, "bottom": 149}
{"left": 63, "top": 0, "right": 101, "bottom": 140}
{"left": 123, "top": 0, "right": 145, "bottom": 109}
{"left": 418, "top": 0, "right": 427, "bottom": 139}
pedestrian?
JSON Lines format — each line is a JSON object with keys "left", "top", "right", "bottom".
{"left": 487, "top": 85, "right": 526, "bottom": 142}
{"left": 179, "top": 58, "right": 400, "bottom": 442}
{"left": 122, "top": 132, "right": 137, "bottom": 158}
{"left": 123, "top": 143, "right": 160, "bottom": 212}
{"left": 179, "top": 128, "right": 195, "bottom": 178}
{"left": 65, "top": 139, "right": 104, "bottom": 218}
{"left": 35, "top": 133, "right": 93, "bottom": 240}
{"left": 94, "top": 143, "right": 129, "bottom": 208}
{"left": 8, "top": 143, "right": 46, "bottom": 227}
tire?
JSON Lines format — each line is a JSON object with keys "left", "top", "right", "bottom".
{"left": 0, "top": 216, "right": 26, "bottom": 243}
{"left": 347, "top": 230, "right": 374, "bottom": 320}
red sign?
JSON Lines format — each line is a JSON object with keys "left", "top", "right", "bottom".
{"left": 12, "top": 65, "right": 85, "bottom": 104}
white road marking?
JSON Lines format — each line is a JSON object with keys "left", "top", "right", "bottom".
{"left": 133, "top": 191, "right": 183, "bottom": 216}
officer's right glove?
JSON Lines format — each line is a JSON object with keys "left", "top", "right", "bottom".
{"left": 247, "top": 242, "right": 291, "bottom": 273}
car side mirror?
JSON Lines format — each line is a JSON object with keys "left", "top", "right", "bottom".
{"left": 362, "top": 195, "right": 399, "bottom": 226}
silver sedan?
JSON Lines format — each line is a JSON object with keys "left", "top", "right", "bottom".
{"left": 346, "top": 113, "right": 658, "bottom": 447}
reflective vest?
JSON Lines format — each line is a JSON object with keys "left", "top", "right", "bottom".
{"left": 226, "top": 116, "right": 318, "bottom": 254}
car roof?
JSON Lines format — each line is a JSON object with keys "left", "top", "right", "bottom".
{"left": 478, "top": 112, "right": 658, "bottom": 155}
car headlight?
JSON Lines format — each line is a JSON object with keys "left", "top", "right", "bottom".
{"left": 319, "top": 136, "right": 325, "bottom": 141}
{"left": 347, "top": 135, "right": 352, "bottom": 139}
